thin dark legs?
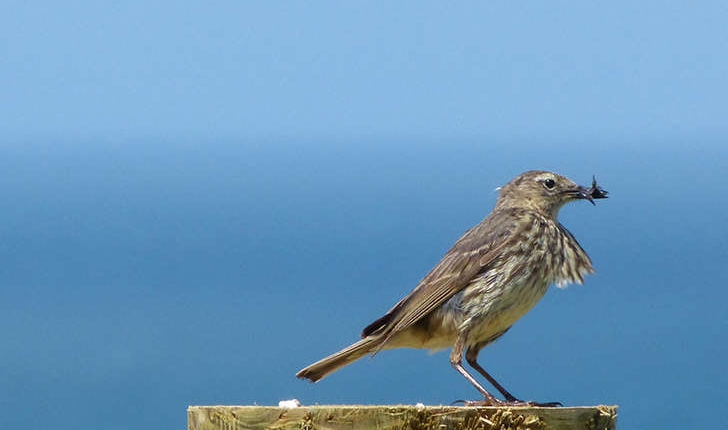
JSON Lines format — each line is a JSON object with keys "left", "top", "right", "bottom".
{"left": 450, "top": 337, "right": 502, "bottom": 405}
{"left": 451, "top": 339, "right": 562, "bottom": 407}
{"left": 465, "top": 346, "right": 520, "bottom": 402}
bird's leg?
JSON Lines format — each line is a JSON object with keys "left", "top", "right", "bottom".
{"left": 450, "top": 337, "right": 502, "bottom": 405}
{"left": 465, "top": 346, "right": 519, "bottom": 402}
{"left": 465, "top": 346, "right": 562, "bottom": 407}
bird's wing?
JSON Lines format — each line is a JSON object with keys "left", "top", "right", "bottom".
{"left": 362, "top": 208, "right": 526, "bottom": 347}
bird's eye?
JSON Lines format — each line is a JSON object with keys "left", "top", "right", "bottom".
{"left": 543, "top": 178, "right": 556, "bottom": 189}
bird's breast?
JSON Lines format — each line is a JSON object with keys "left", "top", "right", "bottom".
{"left": 459, "top": 260, "right": 552, "bottom": 343}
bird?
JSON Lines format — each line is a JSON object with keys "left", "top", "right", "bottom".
{"left": 296, "top": 170, "right": 608, "bottom": 405}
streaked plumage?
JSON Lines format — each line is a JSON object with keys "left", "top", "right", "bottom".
{"left": 297, "top": 170, "right": 607, "bottom": 405}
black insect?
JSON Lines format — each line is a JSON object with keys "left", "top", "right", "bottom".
{"left": 588, "top": 176, "right": 609, "bottom": 200}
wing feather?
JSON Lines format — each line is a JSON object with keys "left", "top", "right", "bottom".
{"left": 364, "top": 208, "right": 526, "bottom": 348}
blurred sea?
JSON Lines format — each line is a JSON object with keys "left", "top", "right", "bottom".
{"left": 0, "top": 140, "right": 725, "bottom": 429}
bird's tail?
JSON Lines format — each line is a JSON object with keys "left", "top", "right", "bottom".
{"left": 296, "top": 337, "right": 379, "bottom": 382}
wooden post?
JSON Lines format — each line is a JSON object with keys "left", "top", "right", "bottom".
{"left": 188, "top": 405, "right": 617, "bottom": 430}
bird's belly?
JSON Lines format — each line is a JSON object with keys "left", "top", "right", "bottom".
{"left": 385, "top": 264, "right": 553, "bottom": 351}
{"left": 460, "top": 269, "right": 551, "bottom": 345}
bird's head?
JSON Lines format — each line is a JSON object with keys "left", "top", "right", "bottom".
{"left": 495, "top": 170, "right": 608, "bottom": 218}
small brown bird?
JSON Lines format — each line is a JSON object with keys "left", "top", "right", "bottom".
{"left": 297, "top": 171, "right": 607, "bottom": 405}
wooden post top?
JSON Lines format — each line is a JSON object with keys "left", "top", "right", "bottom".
{"left": 188, "top": 404, "right": 617, "bottom": 430}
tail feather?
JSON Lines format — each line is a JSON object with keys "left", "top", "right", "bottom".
{"left": 296, "top": 337, "right": 378, "bottom": 382}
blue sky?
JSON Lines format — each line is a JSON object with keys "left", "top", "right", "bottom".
{"left": 2, "top": 2, "right": 727, "bottom": 430}
{"left": 4, "top": 2, "right": 727, "bottom": 142}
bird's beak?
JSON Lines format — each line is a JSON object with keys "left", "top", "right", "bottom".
{"left": 573, "top": 176, "right": 609, "bottom": 205}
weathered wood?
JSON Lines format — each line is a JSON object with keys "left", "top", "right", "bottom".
{"left": 188, "top": 405, "right": 617, "bottom": 430}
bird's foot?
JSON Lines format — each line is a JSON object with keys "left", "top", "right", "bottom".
{"left": 503, "top": 399, "right": 563, "bottom": 407}
{"left": 457, "top": 398, "right": 562, "bottom": 407}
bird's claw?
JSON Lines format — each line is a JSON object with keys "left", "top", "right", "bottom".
{"left": 456, "top": 398, "right": 563, "bottom": 407}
